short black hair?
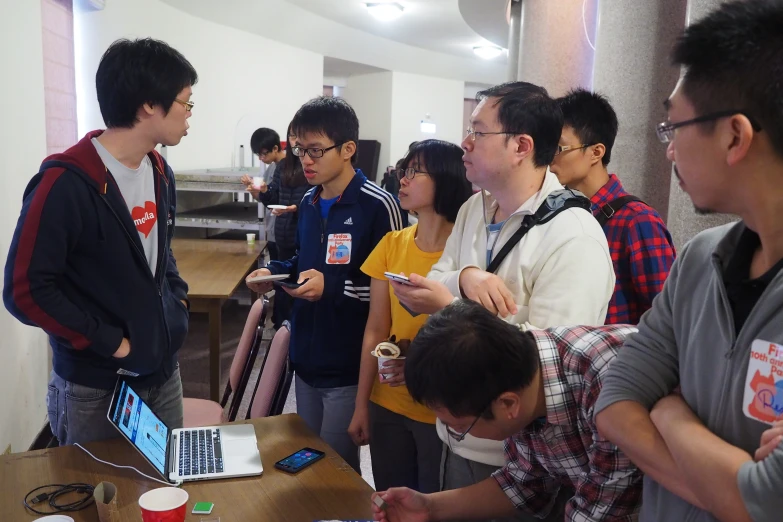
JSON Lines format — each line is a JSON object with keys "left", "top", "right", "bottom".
{"left": 96, "top": 38, "right": 198, "bottom": 129}
{"left": 476, "top": 82, "right": 563, "bottom": 167}
{"left": 405, "top": 300, "right": 540, "bottom": 418}
{"left": 557, "top": 89, "right": 618, "bottom": 166}
{"left": 250, "top": 128, "right": 281, "bottom": 155}
{"left": 399, "top": 140, "right": 472, "bottom": 222}
{"left": 672, "top": 0, "right": 783, "bottom": 158}
{"left": 291, "top": 96, "right": 360, "bottom": 165}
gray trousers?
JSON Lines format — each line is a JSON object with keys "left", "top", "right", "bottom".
{"left": 369, "top": 402, "right": 443, "bottom": 493}
{"left": 294, "top": 374, "right": 361, "bottom": 473}
{"left": 47, "top": 367, "right": 184, "bottom": 446}
{"left": 441, "top": 446, "right": 570, "bottom": 522}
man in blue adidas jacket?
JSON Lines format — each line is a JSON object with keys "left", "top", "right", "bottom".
{"left": 3, "top": 38, "right": 196, "bottom": 445}
{"left": 247, "top": 97, "right": 406, "bottom": 472}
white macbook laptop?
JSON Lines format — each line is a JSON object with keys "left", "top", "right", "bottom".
{"left": 107, "top": 379, "right": 263, "bottom": 483}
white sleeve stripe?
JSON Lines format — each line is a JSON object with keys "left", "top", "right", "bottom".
{"left": 361, "top": 183, "right": 403, "bottom": 230}
{"left": 360, "top": 186, "right": 397, "bottom": 231}
{"left": 365, "top": 182, "right": 403, "bottom": 229}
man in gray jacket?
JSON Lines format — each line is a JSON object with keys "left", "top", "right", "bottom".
{"left": 595, "top": 1, "right": 783, "bottom": 521}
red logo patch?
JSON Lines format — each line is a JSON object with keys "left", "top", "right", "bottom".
{"left": 131, "top": 201, "right": 157, "bottom": 238}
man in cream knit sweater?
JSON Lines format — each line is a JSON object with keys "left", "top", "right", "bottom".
{"left": 391, "top": 81, "right": 614, "bottom": 522}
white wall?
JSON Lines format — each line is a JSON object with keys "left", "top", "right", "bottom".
{"left": 389, "top": 72, "right": 465, "bottom": 165}
{"left": 343, "top": 71, "right": 465, "bottom": 183}
{"left": 342, "top": 72, "right": 394, "bottom": 182}
{"left": 0, "top": 0, "right": 52, "bottom": 453}
{"left": 74, "top": 0, "right": 324, "bottom": 170}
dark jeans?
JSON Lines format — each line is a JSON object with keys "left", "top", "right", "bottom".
{"left": 369, "top": 402, "right": 443, "bottom": 493}
{"left": 272, "top": 245, "right": 296, "bottom": 329}
{"left": 47, "top": 367, "right": 183, "bottom": 446}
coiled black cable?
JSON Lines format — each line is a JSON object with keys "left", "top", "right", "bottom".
{"left": 23, "top": 483, "right": 95, "bottom": 515}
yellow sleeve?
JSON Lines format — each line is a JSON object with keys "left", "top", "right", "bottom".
{"left": 361, "top": 231, "right": 391, "bottom": 280}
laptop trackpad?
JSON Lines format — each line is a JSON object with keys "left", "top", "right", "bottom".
{"left": 225, "top": 439, "right": 258, "bottom": 458}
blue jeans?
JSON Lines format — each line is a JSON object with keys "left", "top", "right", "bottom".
{"left": 294, "top": 374, "right": 360, "bottom": 473}
{"left": 47, "top": 367, "right": 183, "bottom": 446}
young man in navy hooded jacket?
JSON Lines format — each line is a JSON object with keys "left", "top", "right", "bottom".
{"left": 247, "top": 97, "right": 406, "bottom": 472}
{"left": 3, "top": 38, "right": 197, "bottom": 445}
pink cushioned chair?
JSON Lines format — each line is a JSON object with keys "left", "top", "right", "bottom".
{"left": 248, "top": 321, "right": 293, "bottom": 418}
{"left": 183, "top": 297, "right": 269, "bottom": 428}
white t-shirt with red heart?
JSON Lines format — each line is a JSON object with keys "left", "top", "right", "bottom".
{"left": 92, "top": 138, "right": 158, "bottom": 277}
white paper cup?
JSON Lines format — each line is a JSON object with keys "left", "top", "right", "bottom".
{"left": 246, "top": 233, "right": 256, "bottom": 243}
{"left": 253, "top": 176, "right": 263, "bottom": 188}
{"left": 138, "top": 487, "right": 188, "bottom": 522}
{"left": 377, "top": 355, "right": 405, "bottom": 381}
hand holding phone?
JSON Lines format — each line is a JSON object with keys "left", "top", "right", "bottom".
{"left": 274, "top": 278, "right": 309, "bottom": 290}
{"left": 274, "top": 447, "right": 325, "bottom": 473}
{"left": 384, "top": 272, "right": 415, "bottom": 286}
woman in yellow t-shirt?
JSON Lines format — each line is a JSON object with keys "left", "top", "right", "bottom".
{"left": 348, "top": 140, "right": 472, "bottom": 493}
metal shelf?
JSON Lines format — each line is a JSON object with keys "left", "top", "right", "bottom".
{"left": 176, "top": 180, "right": 247, "bottom": 194}
{"left": 177, "top": 202, "right": 263, "bottom": 231}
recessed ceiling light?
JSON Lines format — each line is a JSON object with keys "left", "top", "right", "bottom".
{"left": 473, "top": 45, "right": 504, "bottom": 60}
{"left": 365, "top": 2, "right": 404, "bottom": 22}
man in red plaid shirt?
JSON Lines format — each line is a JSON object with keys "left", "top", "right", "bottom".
{"left": 550, "top": 89, "right": 675, "bottom": 325}
{"left": 371, "top": 300, "right": 642, "bottom": 522}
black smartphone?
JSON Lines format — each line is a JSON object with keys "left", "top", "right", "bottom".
{"left": 274, "top": 278, "right": 309, "bottom": 290}
{"left": 274, "top": 447, "right": 325, "bottom": 473}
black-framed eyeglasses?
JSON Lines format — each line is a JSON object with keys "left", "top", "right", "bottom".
{"left": 554, "top": 144, "right": 594, "bottom": 156}
{"left": 465, "top": 128, "right": 523, "bottom": 142}
{"left": 396, "top": 167, "right": 430, "bottom": 181}
{"left": 445, "top": 403, "right": 490, "bottom": 444}
{"left": 290, "top": 142, "right": 344, "bottom": 159}
{"left": 656, "top": 110, "right": 762, "bottom": 144}
{"left": 174, "top": 98, "right": 194, "bottom": 112}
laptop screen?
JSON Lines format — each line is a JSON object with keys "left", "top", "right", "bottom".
{"left": 109, "top": 380, "right": 169, "bottom": 475}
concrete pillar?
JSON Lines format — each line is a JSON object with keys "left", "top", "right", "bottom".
{"left": 665, "top": 0, "right": 737, "bottom": 249}
{"left": 506, "top": 0, "right": 522, "bottom": 82}
{"left": 517, "top": 0, "right": 597, "bottom": 96}
{"left": 592, "top": 0, "right": 688, "bottom": 223}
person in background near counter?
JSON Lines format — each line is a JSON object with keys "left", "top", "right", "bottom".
{"left": 3, "top": 38, "right": 196, "bottom": 445}
{"left": 246, "top": 97, "right": 406, "bottom": 472}
{"left": 244, "top": 124, "right": 310, "bottom": 329}
{"left": 550, "top": 89, "right": 676, "bottom": 325}
{"left": 596, "top": 2, "right": 783, "bottom": 521}
{"left": 243, "top": 127, "right": 285, "bottom": 261}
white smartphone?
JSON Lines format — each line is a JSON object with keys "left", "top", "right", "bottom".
{"left": 247, "top": 273, "right": 290, "bottom": 284}
{"left": 384, "top": 272, "right": 414, "bottom": 286}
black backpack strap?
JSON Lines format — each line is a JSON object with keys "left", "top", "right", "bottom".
{"left": 486, "top": 189, "right": 591, "bottom": 274}
{"left": 595, "top": 195, "right": 643, "bottom": 227}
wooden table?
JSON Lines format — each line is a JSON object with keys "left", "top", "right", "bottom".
{"left": 0, "top": 414, "right": 374, "bottom": 521}
{"left": 171, "top": 239, "right": 265, "bottom": 402}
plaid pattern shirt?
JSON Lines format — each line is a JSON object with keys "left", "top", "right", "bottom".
{"left": 493, "top": 325, "right": 643, "bottom": 522}
{"left": 591, "top": 174, "right": 675, "bottom": 325}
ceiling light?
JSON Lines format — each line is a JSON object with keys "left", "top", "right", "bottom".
{"left": 473, "top": 45, "right": 504, "bottom": 60}
{"left": 365, "top": 2, "right": 404, "bottom": 22}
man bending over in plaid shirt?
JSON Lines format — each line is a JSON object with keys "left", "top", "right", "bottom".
{"left": 371, "top": 300, "right": 642, "bottom": 522}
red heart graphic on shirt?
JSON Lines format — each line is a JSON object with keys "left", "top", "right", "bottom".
{"left": 131, "top": 201, "right": 157, "bottom": 238}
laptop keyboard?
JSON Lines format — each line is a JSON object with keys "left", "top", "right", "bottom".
{"left": 178, "top": 428, "right": 224, "bottom": 476}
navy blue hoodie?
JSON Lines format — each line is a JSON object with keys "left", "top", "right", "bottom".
{"left": 3, "top": 131, "right": 189, "bottom": 390}
{"left": 266, "top": 170, "right": 406, "bottom": 388}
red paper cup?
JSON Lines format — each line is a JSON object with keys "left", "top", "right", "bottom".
{"left": 138, "top": 487, "right": 189, "bottom": 522}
